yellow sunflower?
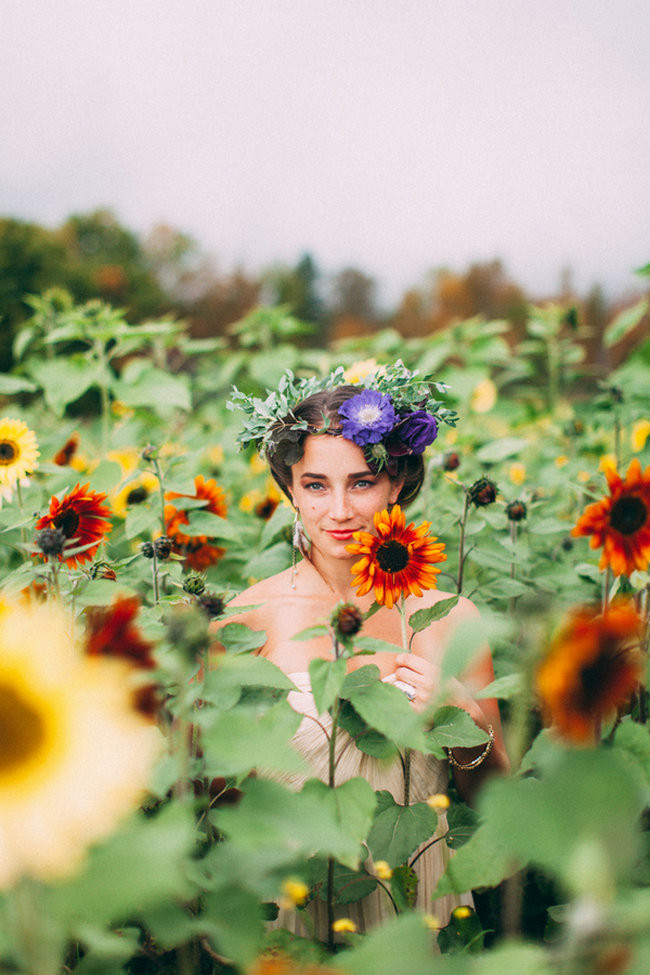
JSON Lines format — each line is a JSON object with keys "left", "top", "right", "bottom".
{"left": 111, "top": 471, "right": 161, "bottom": 519}
{"left": 0, "top": 418, "right": 39, "bottom": 492}
{"left": 0, "top": 598, "right": 160, "bottom": 887}
{"left": 346, "top": 504, "right": 446, "bottom": 609}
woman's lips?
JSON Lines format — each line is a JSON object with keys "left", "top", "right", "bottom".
{"left": 327, "top": 529, "right": 357, "bottom": 540}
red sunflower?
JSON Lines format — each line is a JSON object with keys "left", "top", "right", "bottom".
{"left": 84, "top": 595, "right": 156, "bottom": 669}
{"left": 536, "top": 601, "right": 643, "bottom": 745}
{"left": 35, "top": 482, "right": 112, "bottom": 568}
{"left": 572, "top": 458, "right": 650, "bottom": 577}
{"left": 165, "top": 474, "right": 227, "bottom": 571}
{"left": 346, "top": 504, "right": 446, "bottom": 609}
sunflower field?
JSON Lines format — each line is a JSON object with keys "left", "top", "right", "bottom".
{"left": 1, "top": 287, "right": 650, "bottom": 975}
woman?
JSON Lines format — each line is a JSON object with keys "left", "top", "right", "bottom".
{"left": 224, "top": 367, "right": 509, "bottom": 935}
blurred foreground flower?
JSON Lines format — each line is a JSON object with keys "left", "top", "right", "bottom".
{"left": 347, "top": 504, "right": 445, "bottom": 609}
{"left": 572, "top": 458, "right": 650, "bottom": 577}
{"left": 35, "top": 483, "right": 113, "bottom": 568}
{"left": 84, "top": 595, "right": 156, "bottom": 669}
{"left": 0, "top": 598, "right": 159, "bottom": 887}
{"left": 165, "top": 475, "right": 227, "bottom": 571}
{"left": 470, "top": 378, "right": 497, "bottom": 413}
{"left": 536, "top": 602, "right": 643, "bottom": 744}
{"left": 0, "top": 417, "right": 39, "bottom": 500}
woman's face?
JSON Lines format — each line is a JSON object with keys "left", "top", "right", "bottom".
{"left": 289, "top": 434, "right": 403, "bottom": 562}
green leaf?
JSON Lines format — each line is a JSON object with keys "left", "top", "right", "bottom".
{"left": 330, "top": 912, "right": 438, "bottom": 974}
{"left": 446, "top": 801, "right": 479, "bottom": 849}
{"left": 182, "top": 510, "right": 229, "bottom": 536}
{"left": 124, "top": 504, "right": 160, "bottom": 540}
{"left": 475, "top": 672, "right": 523, "bottom": 700}
{"left": 343, "top": 673, "right": 427, "bottom": 750}
{"left": 202, "top": 700, "right": 304, "bottom": 777}
{"left": 366, "top": 790, "right": 437, "bottom": 867}
{"left": 216, "top": 622, "right": 266, "bottom": 654}
{"left": 45, "top": 806, "right": 196, "bottom": 926}
{"left": 201, "top": 885, "right": 264, "bottom": 967}
{"left": 354, "top": 636, "right": 404, "bottom": 655}
{"left": 604, "top": 298, "right": 649, "bottom": 347}
{"left": 0, "top": 374, "right": 37, "bottom": 394}
{"left": 291, "top": 624, "right": 330, "bottom": 642}
{"left": 408, "top": 596, "right": 459, "bottom": 635}
{"left": 29, "top": 357, "right": 106, "bottom": 415}
{"left": 309, "top": 858, "right": 378, "bottom": 904}
{"left": 206, "top": 654, "right": 296, "bottom": 693}
{"left": 475, "top": 437, "right": 530, "bottom": 463}
{"left": 112, "top": 364, "right": 191, "bottom": 414}
{"left": 309, "top": 657, "right": 346, "bottom": 715}
{"left": 425, "top": 705, "right": 491, "bottom": 758}
{"left": 613, "top": 717, "right": 650, "bottom": 789}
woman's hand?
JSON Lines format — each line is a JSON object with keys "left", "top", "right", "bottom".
{"left": 394, "top": 653, "right": 440, "bottom": 713}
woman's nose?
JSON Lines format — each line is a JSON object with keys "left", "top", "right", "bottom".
{"left": 330, "top": 489, "right": 352, "bottom": 520}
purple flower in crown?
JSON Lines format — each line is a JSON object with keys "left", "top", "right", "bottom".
{"left": 338, "top": 390, "right": 396, "bottom": 446}
{"left": 386, "top": 410, "right": 438, "bottom": 456}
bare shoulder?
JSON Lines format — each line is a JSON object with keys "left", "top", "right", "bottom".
{"left": 213, "top": 568, "right": 293, "bottom": 631}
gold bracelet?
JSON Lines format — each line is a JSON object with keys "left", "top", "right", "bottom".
{"left": 446, "top": 725, "right": 494, "bottom": 771}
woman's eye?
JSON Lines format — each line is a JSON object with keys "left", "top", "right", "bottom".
{"left": 305, "top": 482, "right": 324, "bottom": 491}
{"left": 355, "top": 479, "right": 374, "bottom": 488}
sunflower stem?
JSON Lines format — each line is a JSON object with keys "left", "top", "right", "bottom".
{"left": 151, "top": 547, "right": 160, "bottom": 604}
{"left": 456, "top": 493, "right": 469, "bottom": 594}
{"left": 398, "top": 595, "right": 413, "bottom": 805}
{"left": 150, "top": 456, "right": 168, "bottom": 537}
{"left": 327, "top": 697, "right": 340, "bottom": 951}
{"left": 509, "top": 520, "right": 518, "bottom": 616}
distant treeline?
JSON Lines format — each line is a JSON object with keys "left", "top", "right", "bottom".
{"left": 1, "top": 208, "right": 647, "bottom": 373}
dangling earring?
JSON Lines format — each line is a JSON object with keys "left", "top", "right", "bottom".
{"left": 291, "top": 508, "right": 309, "bottom": 588}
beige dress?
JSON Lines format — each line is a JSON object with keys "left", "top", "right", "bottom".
{"left": 270, "top": 671, "right": 472, "bottom": 938}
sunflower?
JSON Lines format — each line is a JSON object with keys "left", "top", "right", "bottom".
{"left": 84, "top": 595, "right": 156, "bottom": 669}
{"left": 0, "top": 597, "right": 159, "bottom": 887}
{"left": 572, "top": 458, "right": 650, "bottom": 577}
{"left": 165, "top": 475, "right": 227, "bottom": 571}
{"left": 346, "top": 504, "right": 446, "bottom": 609}
{"left": 35, "top": 483, "right": 113, "bottom": 568}
{"left": 0, "top": 417, "right": 39, "bottom": 492}
{"left": 111, "top": 471, "right": 160, "bottom": 519}
{"left": 536, "top": 602, "right": 643, "bottom": 745}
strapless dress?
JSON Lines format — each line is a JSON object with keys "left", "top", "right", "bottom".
{"left": 267, "top": 671, "right": 472, "bottom": 937}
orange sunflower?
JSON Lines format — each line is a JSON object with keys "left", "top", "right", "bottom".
{"left": 35, "top": 483, "right": 112, "bottom": 568}
{"left": 572, "top": 457, "right": 650, "bottom": 577}
{"left": 165, "top": 474, "right": 227, "bottom": 571}
{"left": 346, "top": 504, "right": 446, "bottom": 609}
{"left": 536, "top": 601, "right": 643, "bottom": 745}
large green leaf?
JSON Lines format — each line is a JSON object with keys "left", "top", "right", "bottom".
{"left": 201, "top": 884, "right": 265, "bottom": 968}
{"left": 202, "top": 700, "right": 304, "bottom": 778}
{"left": 29, "top": 357, "right": 107, "bottom": 415}
{"left": 216, "top": 622, "right": 266, "bottom": 654}
{"left": 206, "top": 653, "right": 296, "bottom": 693}
{"left": 408, "top": 595, "right": 459, "bottom": 636}
{"left": 112, "top": 364, "right": 191, "bottom": 413}
{"left": 330, "top": 912, "right": 439, "bottom": 974}
{"left": 604, "top": 298, "right": 649, "bottom": 347}
{"left": 215, "top": 776, "right": 376, "bottom": 870}
{"left": 425, "top": 705, "right": 491, "bottom": 758}
{"left": 343, "top": 671, "right": 427, "bottom": 750}
{"left": 366, "top": 790, "right": 437, "bottom": 867}
{"left": 309, "top": 656, "right": 346, "bottom": 715}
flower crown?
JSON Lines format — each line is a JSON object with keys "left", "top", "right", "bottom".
{"left": 227, "top": 360, "right": 457, "bottom": 472}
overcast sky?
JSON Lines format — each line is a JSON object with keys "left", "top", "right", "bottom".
{"left": 2, "top": 0, "right": 649, "bottom": 307}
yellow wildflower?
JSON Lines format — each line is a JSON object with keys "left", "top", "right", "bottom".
{"left": 426, "top": 793, "right": 450, "bottom": 812}
{"left": 598, "top": 454, "right": 617, "bottom": 476}
{"left": 374, "top": 860, "right": 393, "bottom": 880}
{"left": 111, "top": 471, "right": 160, "bottom": 519}
{"left": 343, "top": 359, "right": 383, "bottom": 384}
{"left": 470, "top": 378, "right": 497, "bottom": 414}
{"left": 453, "top": 906, "right": 472, "bottom": 920}
{"left": 508, "top": 462, "right": 526, "bottom": 485}
{"left": 332, "top": 918, "right": 357, "bottom": 934}
{"left": 280, "top": 877, "right": 309, "bottom": 907}
{"left": 423, "top": 914, "right": 441, "bottom": 931}
{"left": 555, "top": 455, "right": 569, "bottom": 469}
{"left": 631, "top": 419, "right": 650, "bottom": 453}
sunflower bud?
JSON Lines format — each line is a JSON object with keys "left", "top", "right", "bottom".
{"left": 468, "top": 477, "right": 498, "bottom": 507}
{"left": 154, "top": 535, "right": 173, "bottom": 560}
{"left": 197, "top": 592, "right": 226, "bottom": 619}
{"left": 331, "top": 602, "right": 363, "bottom": 638}
{"left": 442, "top": 451, "right": 461, "bottom": 471}
{"left": 140, "top": 541, "right": 155, "bottom": 559}
{"left": 89, "top": 560, "right": 117, "bottom": 580}
{"left": 35, "top": 527, "right": 67, "bottom": 558}
{"left": 140, "top": 444, "right": 158, "bottom": 461}
{"left": 183, "top": 572, "right": 207, "bottom": 596}
{"left": 505, "top": 500, "right": 527, "bottom": 522}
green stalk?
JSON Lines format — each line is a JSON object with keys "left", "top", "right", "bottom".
{"left": 456, "top": 493, "right": 469, "bottom": 594}
{"left": 399, "top": 595, "right": 412, "bottom": 806}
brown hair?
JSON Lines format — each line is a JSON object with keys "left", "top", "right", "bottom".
{"left": 267, "top": 385, "right": 425, "bottom": 506}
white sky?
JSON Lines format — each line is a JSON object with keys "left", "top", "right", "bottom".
{"left": 2, "top": 0, "right": 649, "bottom": 307}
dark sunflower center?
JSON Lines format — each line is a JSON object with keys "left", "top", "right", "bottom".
{"left": 0, "top": 683, "right": 46, "bottom": 773}
{"left": 577, "top": 643, "right": 623, "bottom": 712}
{"left": 0, "top": 440, "right": 18, "bottom": 465}
{"left": 376, "top": 539, "right": 410, "bottom": 573}
{"left": 54, "top": 508, "right": 80, "bottom": 538}
{"left": 126, "top": 486, "right": 148, "bottom": 505}
{"left": 610, "top": 496, "right": 647, "bottom": 535}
